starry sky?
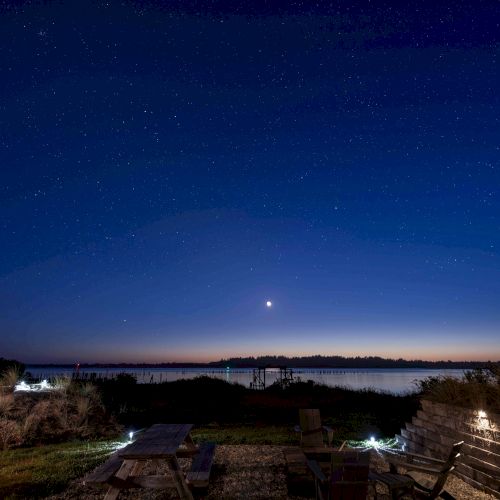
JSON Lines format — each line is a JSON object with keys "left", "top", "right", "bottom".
{"left": 1, "top": 1, "right": 499, "bottom": 364}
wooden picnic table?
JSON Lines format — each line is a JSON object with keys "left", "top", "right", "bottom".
{"left": 85, "top": 423, "right": 216, "bottom": 500}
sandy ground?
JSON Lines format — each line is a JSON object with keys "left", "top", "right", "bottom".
{"left": 49, "top": 445, "right": 497, "bottom": 500}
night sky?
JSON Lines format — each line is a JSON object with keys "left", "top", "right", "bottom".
{"left": 1, "top": 1, "right": 499, "bottom": 364}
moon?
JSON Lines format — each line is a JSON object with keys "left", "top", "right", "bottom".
{"left": 266, "top": 300, "right": 272, "bottom": 308}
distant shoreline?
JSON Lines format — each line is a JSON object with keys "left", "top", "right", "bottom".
{"left": 24, "top": 355, "right": 498, "bottom": 370}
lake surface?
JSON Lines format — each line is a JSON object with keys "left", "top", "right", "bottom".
{"left": 25, "top": 366, "right": 465, "bottom": 394}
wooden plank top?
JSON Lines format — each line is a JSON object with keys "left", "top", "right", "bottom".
{"left": 120, "top": 423, "right": 194, "bottom": 459}
{"left": 84, "top": 450, "right": 124, "bottom": 484}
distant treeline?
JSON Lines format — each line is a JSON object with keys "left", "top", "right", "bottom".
{"left": 26, "top": 355, "right": 498, "bottom": 370}
{"left": 211, "top": 355, "right": 497, "bottom": 369}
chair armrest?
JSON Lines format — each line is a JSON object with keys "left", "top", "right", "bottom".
{"left": 404, "top": 451, "right": 445, "bottom": 464}
{"left": 389, "top": 459, "right": 441, "bottom": 475}
{"left": 389, "top": 453, "right": 444, "bottom": 470}
{"left": 307, "top": 459, "right": 327, "bottom": 483}
{"left": 404, "top": 464, "right": 443, "bottom": 475}
{"left": 294, "top": 425, "right": 302, "bottom": 433}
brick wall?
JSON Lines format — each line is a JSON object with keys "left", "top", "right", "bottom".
{"left": 396, "top": 399, "right": 500, "bottom": 498}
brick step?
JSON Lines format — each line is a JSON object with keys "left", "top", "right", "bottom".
{"left": 407, "top": 419, "right": 500, "bottom": 467}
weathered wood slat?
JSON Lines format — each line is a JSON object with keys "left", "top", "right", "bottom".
{"left": 186, "top": 442, "right": 216, "bottom": 488}
{"left": 84, "top": 451, "right": 124, "bottom": 485}
{"left": 127, "top": 475, "right": 176, "bottom": 489}
{"left": 406, "top": 417, "right": 500, "bottom": 478}
{"left": 104, "top": 460, "right": 137, "bottom": 500}
{"left": 120, "top": 423, "right": 193, "bottom": 459}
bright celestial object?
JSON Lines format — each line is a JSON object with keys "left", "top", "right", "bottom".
{"left": 266, "top": 300, "right": 272, "bottom": 308}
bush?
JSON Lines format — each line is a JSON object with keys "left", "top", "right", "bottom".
{"left": 0, "top": 358, "right": 25, "bottom": 379}
{"left": 0, "top": 418, "right": 21, "bottom": 450}
{"left": 416, "top": 365, "right": 500, "bottom": 414}
{"left": 0, "top": 367, "right": 22, "bottom": 393}
{"left": 0, "top": 381, "right": 121, "bottom": 449}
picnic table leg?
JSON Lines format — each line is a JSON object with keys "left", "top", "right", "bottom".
{"left": 184, "top": 432, "right": 198, "bottom": 452}
{"left": 103, "top": 459, "right": 137, "bottom": 500}
{"left": 168, "top": 456, "right": 194, "bottom": 500}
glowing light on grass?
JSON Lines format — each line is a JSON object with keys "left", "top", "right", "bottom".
{"left": 128, "top": 431, "right": 134, "bottom": 441}
{"left": 14, "top": 379, "right": 57, "bottom": 392}
{"left": 348, "top": 437, "right": 402, "bottom": 456}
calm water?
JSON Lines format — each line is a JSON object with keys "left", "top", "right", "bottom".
{"left": 26, "top": 366, "right": 465, "bottom": 394}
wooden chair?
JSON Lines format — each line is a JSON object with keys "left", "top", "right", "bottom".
{"left": 386, "top": 441, "right": 464, "bottom": 499}
{"left": 307, "top": 450, "right": 371, "bottom": 500}
{"left": 295, "top": 409, "right": 335, "bottom": 453}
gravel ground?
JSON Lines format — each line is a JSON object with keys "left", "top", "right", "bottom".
{"left": 49, "top": 445, "right": 496, "bottom": 500}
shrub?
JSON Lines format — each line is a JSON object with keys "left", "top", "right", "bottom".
{"left": 0, "top": 381, "right": 120, "bottom": 449}
{"left": 416, "top": 365, "right": 500, "bottom": 414}
{"left": 0, "top": 394, "right": 13, "bottom": 416}
{"left": 0, "top": 418, "right": 21, "bottom": 450}
{"left": 0, "top": 358, "right": 25, "bottom": 379}
{"left": 0, "top": 367, "right": 21, "bottom": 393}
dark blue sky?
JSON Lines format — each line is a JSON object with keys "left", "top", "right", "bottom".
{"left": 1, "top": 1, "right": 499, "bottom": 363}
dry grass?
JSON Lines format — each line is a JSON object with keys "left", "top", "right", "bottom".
{"left": 0, "top": 418, "right": 21, "bottom": 450}
{"left": 0, "top": 393, "right": 14, "bottom": 416}
{"left": 417, "top": 367, "right": 500, "bottom": 414}
{"left": 53, "top": 375, "right": 72, "bottom": 393}
{"left": 0, "top": 381, "right": 120, "bottom": 450}
{"left": 0, "top": 367, "right": 20, "bottom": 392}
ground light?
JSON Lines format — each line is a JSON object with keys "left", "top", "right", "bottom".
{"left": 14, "top": 379, "right": 58, "bottom": 392}
{"left": 348, "top": 437, "right": 403, "bottom": 455}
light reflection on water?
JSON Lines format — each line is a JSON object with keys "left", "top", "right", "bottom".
{"left": 26, "top": 366, "right": 465, "bottom": 394}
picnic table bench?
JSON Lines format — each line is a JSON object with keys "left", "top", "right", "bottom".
{"left": 84, "top": 424, "right": 216, "bottom": 500}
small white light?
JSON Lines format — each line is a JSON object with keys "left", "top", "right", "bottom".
{"left": 266, "top": 300, "right": 272, "bottom": 308}
{"left": 478, "top": 410, "right": 487, "bottom": 418}
{"left": 128, "top": 431, "right": 134, "bottom": 441}
{"left": 370, "top": 436, "right": 375, "bottom": 443}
